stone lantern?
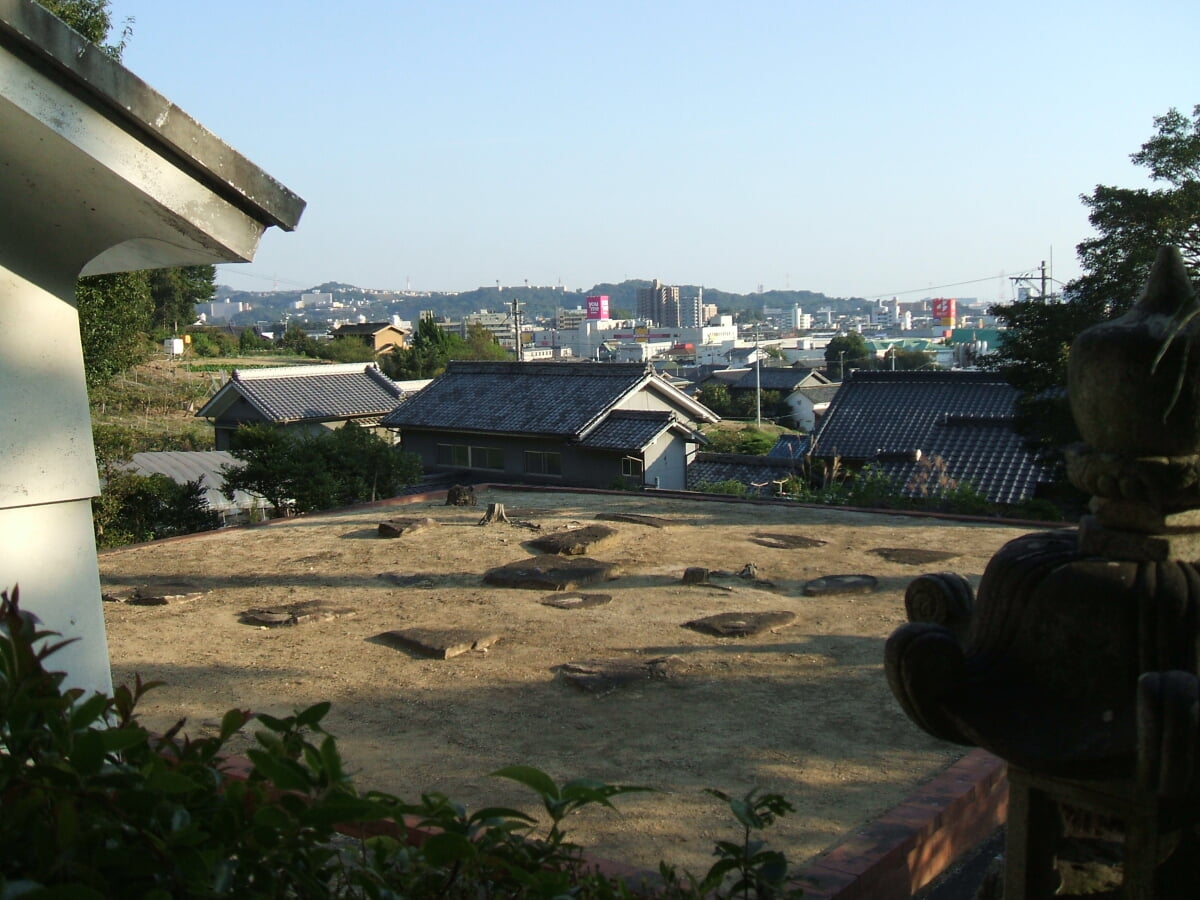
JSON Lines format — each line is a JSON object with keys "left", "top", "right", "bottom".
{"left": 0, "top": 0, "right": 303, "bottom": 693}
{"left": 885, "top": 247, "right": 1200, "bottom": 899}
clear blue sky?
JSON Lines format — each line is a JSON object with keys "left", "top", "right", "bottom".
{"left": 107, "top": 0, "right": 1197, "bottom": 302}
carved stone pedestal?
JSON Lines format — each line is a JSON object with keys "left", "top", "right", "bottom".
{"left": 885, "top": 247, "right": 1200, "bottom": 899}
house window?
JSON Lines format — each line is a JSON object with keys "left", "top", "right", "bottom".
{"left": 524, "top": 451, "right": 562, "bottom": 476}
{"left": 472, "top": 446, "right": 504, "bottom": 470}
{"left": 437, "top": 444, "right": 469, "bottom": 467}
{"left": 438, "top": 443, "right": 504, "bottom": 470}
{"left": 621, "top": 456, "right": 643, "bottom": 479}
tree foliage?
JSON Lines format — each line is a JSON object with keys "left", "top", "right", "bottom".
{"left": 149, "top": 265, "right": 216, "bottom": 331}
{"left": 223, "top": 425, "right": 422, "bottom": 515}
{"left": 35, "top": 0, "right": 123, "bottom": 54}
{"left": 76, "top": 272, "right": 153, "bottom": 387}
{"left": 990, "top": 105, "right": 1200, "bottom": 465}
{"left": 824, "top": 333, "right": 870, "bottom": 380}
{"left": 92, "top": 469, "right": 219, "bottom": 548}
{"left": 381, "top": 317, "right": 510, "bottom": 380}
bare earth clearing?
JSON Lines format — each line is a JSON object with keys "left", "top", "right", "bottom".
{"left": 99, "top": 488, "right": 1036, "bottom": 875}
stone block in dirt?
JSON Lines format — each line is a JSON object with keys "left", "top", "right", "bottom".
{"left": 102, "top": 583, "right": 208, "bottom": 606}
{"left": 373, "top": 628, "right": 501, "bottom": 659}
{"left": 596, "top": 513, "right": 671, "bottom": 529}
{"left": 527, "top": 524, "right": 619, "bottom": 556}
{"left": 683, "top": 611, "right": 796, "bottom": 637}
{"left": 378, "top": 517, "right": 440, "bottom": 538}
{"left": 377, "top": 572, "right": 436, "bottom": 588}
{"left": 555, "top": 656, "right": 679, "bottom": 693}
{"left": 484, "top": 556, "right": 620, "bottom": 591}
{"left": 750, "top": 533, "right": 827, "bottom": 550}
{"left": 540, "top": 592, "right": 612, "bottom": 610}
{"left": 240, "top": 601, "right": 356, "bottom": 627}
{"left": 869, "top": 547, "right": 960, "bottom": 565}
{"left": 803, "top": 574, "right": 878, "bottom": 596}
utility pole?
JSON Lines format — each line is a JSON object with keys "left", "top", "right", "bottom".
{"left": 839, "top": 350, "right": 845, "bottom": 381}
{"left": 512, "top": 296, "right": 523, "bottom": 362}
{"left": 755, "top": 324, "right": 762, "bottom": 428}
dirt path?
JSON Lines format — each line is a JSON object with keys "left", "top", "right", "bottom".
{"left": 99, "top": 488, "right": 1035, "bottom": 875}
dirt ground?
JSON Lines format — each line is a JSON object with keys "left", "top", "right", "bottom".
{"left": 98, "top": 488, "right": 1039, "bottom": 876}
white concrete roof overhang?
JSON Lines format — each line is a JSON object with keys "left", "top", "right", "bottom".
{"left": 0, "top": 0, "right": 305, "bottom": 278}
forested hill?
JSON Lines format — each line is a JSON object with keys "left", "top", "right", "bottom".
{"left": 212, "top": 279, "right": 871, "bottom": 325}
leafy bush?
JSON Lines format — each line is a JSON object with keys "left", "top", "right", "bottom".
{"left": 0, "top": 588, "right": 807, "bottom": 898}
{"left": 223, "top": 424, "right": 423, "bottom": 515}
{"left": 695, "top": 479, "right": 751, "bottom": 497}
{"left": 704, "top": 428, "right": 778, "bottom": 456}
{"left": 92, "top": 469, "right": 219, "bottom": 548}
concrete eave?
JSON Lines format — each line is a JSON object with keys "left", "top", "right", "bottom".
{"left": 0, "top": 0, "right": 304, "bottom": 278}
{"left": 0, "top": 0, "right": 303, "bottom": 231}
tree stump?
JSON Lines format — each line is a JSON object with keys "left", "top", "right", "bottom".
{"left": 479, "top": 503, "right": 509, "bottom": 525}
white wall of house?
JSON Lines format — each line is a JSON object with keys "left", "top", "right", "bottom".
{"left": 642, "top": 430, "right": 689, "bottom": 490}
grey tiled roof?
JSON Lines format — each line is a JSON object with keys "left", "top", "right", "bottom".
{"left": 687, "top": 452, "right": 807, "bottom": 496}
{"left": 332, "top": 322, "right": 396, "bottom": 336}
{"left": 381, "top": 361, "right": 659, "bottom": 436}
{"left": 766, "top": 434, "right": 812, "bottom": 458}
{"left": 795, "top": 384, "right": 841, "bottom": 405}
{"left": 579, "top": 411, "right": 674, "bottom": 451}
{"left": 812, "top": 370, "right": 1049, "bottom": 504}
{"left": 730, "top": 365, "right": 824, "bottom": 393}
{"left": 198, "top": 363, "right": 403, "bottom": 424}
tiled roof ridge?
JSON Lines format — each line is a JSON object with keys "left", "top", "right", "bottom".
{"left": 233, "top": 363, "right": 378, "bottom": 381}
{"left": 847, "top": 370, "right": 1007, "bottom": 383}
{"left": 445, "top": 360, "right": 651, "bottom": 378}
{"left": 940, "top": 412, "right": 1015, "bottom": 425}
{"left": 695, "top": 451, "right": 808, "bottom": 467}
{"left": 603, "top": 409, "right": 674, "bottom": 420}
{"left": 365, "top": 366, "right": 404, "bottom": 397}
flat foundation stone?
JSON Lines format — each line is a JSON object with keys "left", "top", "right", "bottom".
{"left": 378, "top": 517, "right": 440, "bottom": 538}
{"left": 751, "top": 533, "right": 828, "bottom": 549}
{"left": 803, "top": 574, "right": 878, "bottom": 596}
{"left": 870, "top": 547, "right": 960, "bottom": 565}
{"left": 240, "top": 601, "right": 355, "bottom": 627}
{"left": 555, "top": 656, "right": 679, "bottom": 693}
{"left": 683, "top": 610, "right": 796, "bottom": 637}
{"left": 483, "top": 556, "right": 620, "bottom": 591}
{"left": 540, "top": 592, "right": 612, "bottom": 610}
{"left": 373, "top": 628, "right": 501, "bottom": 659}
{"left": 596, "top": 513, "right": 671, "bottom": 529}
{"left": 527, "top": 524, "right": 619, "bottom": 556}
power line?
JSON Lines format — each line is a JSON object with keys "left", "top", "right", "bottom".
{"left": 863, "top": 265, "right": 1065, "bottom": 301}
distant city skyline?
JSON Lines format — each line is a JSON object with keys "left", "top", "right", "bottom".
{"left": 107, "top": 1, "right": 1196, "bottom": 303}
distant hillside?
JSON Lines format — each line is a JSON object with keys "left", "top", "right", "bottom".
{"left": 211, "top": 279, "right": 870, "bottom": 327}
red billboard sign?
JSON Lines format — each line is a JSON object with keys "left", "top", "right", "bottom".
{"left": 585, "top": 295, "right": 610, "bottom": 320}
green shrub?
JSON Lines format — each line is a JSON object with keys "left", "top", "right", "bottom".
{"left": 92, "top": 468, "right": 220, "bottom": 548}
{"left": 223, "top": 424, "right": 423, "bottom": 515}
{"left": 0, "top": 588, "right": 806, "bottom": 898}
{"left": 695, "top": 479, "right": 751, "bottom": 497}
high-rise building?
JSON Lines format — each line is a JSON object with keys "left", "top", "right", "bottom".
{"left": 637, "top": 279, "right": 684, "bottom": 327}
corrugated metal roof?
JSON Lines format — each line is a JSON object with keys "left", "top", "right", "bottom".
{"left": 128, "top": 451, "right": 269, "bottom": 513}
